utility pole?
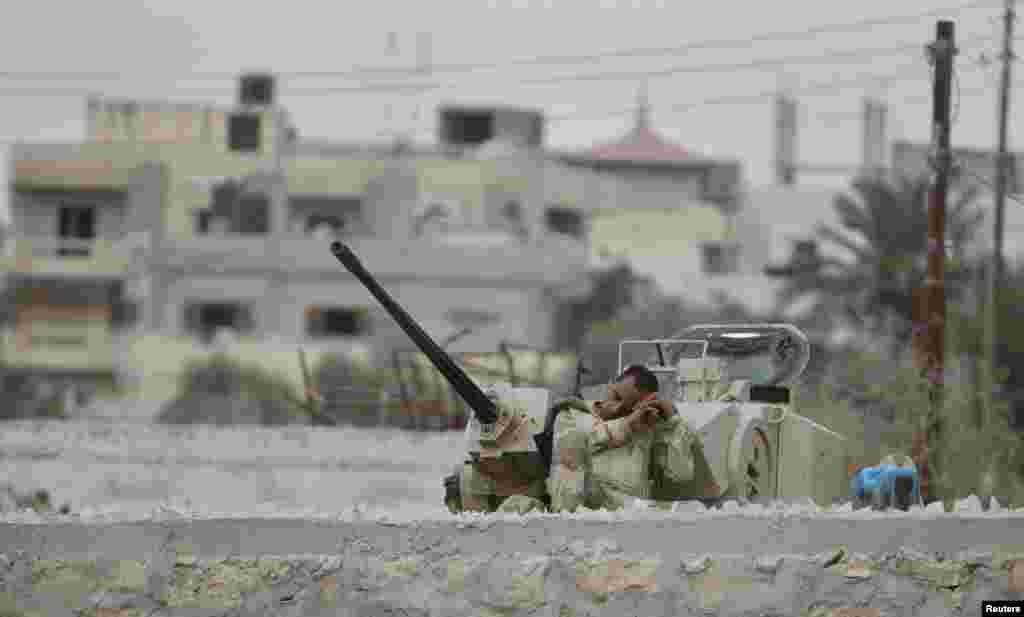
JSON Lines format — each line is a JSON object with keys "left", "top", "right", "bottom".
{"left": 916, "top": 21, "right": 957, "bottom": 503}
{"left": 986, "top": 0, "right": 1016, "bottom": 420}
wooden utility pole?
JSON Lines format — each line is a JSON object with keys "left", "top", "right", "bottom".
{"left": 986, "top": 0, "right": 1016, "bottom": 417}
{"left": 915, "top": 21, "right": 957, "bottom": 502}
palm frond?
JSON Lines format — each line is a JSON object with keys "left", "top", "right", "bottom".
{"left": 832, "top": 193, "right": 873, "bottom": 232}
{"left": 815, "top": 223, "right": 874, "bottom": 262}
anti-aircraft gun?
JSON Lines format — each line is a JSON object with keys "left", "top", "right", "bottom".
{"left": 599, "top": 324, "right": 850, "bottom": 507}
{"left": 329, "top": 242, "right": 555, "bottom": 509}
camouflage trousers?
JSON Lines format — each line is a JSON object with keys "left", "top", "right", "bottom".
{"left": 459, "top": 460, "right": 549, "bottom": 514}
{"left": 548, "top": 465, "right": 655, "bottom": 512}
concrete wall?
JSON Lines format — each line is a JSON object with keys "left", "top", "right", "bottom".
{"left": 2, "top": 515, "right": 1022, "bottom": 617}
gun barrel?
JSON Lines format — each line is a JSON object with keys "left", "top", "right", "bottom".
{"left": 329, "top": 241, "right": 498, "bottom": 425}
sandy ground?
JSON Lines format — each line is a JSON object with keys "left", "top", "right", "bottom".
{"left": 0, "top": 419, "right": 460, "bottom": 515}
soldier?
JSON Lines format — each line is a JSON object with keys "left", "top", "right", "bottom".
{"left": 446, "top": 366, "right": 719, "bottom": 515}
{"left": 548, "top": 364, "right": 718, "bottom": 512}
{"left": 456, "top": 384, "right": 551, "bottom": 515}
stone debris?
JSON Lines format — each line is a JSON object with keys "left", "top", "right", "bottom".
{"left": 954, "top": 494, "right": 984, "bottom": 513}
{"left": 6, "top": 494, "right": 1024, "bottom": 524}
{"left": 682, "top": 555, "right": 713, "bottom": 575}
{"left": 755, "top": 554, "right": 784, "bottom": 574}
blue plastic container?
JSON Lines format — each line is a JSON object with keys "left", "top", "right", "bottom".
{"left": 851, "top": 464, "right": 921, "bottom": 509}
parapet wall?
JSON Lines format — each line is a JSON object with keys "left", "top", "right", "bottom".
{"left": 2, "top": 508, "right": 1024, "bottom": 617}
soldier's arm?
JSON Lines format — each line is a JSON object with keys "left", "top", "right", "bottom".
{"left": 588, "top": 416, "right": 632, "bottom": 453}
{"left": 660, "top": 414, "right": 696, "bottom": 484}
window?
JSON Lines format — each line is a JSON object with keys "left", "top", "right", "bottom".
{"left": 57, "top": 205, "right": 96, "bottom": 257}
{"left": 701, "top": 242, "right": 740, "bottom": 275}
{"left": 184, "top": 302, "right": 254, "bottom": 343}
{"left": 499, "top": 200, "right": 528, "bottom": 237}
{"left": 195, "top": 210, "right": 214, "bottom": 234}
{"left": 198, "top": 182, "right": 269, "bottom": 235}
{"left": 306, "top": 306, "right": 370, "bottom": 338}
{"left": 237, "top": 195, "right": 269, "bottom": 234}
{"left": 228, "top": 113, "right": 261, "bottom": 152}
{"left": 440, "top": 110, "right": 494, "bottom": 146}
{"left": 545, "top": 206, "right": 583, "bottom": 238}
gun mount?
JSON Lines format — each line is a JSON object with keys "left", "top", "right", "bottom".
{"left": 330, "top": 241, "right": 552, "bottom": 471}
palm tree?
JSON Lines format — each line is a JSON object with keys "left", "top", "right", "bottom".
{"left": 765, "top": 175, "right": 984, "bottom": 349}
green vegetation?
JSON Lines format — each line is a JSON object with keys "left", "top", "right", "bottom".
{"left": 161, "top": 353, "right": 308, "bottom": 425}
{"left": 794, "top": 347, "right": 1024, "bottom": 509}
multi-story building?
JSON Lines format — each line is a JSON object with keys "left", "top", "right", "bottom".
{"left": 3, "top": 74, "right": 597, "bottom": 416}
{"left": 557, "top": 93, "right": 755, "bottom": 308}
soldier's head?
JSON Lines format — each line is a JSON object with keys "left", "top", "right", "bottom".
{"left": 594, "top": 365, "right": 659, "bottom": 419}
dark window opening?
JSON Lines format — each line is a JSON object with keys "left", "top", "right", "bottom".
{"left": 307, "top": 306, "right": 370, "bottom": 338}
{"left": 237, "top": 195, "right": 269, "bottom": 234}
{"left": 441, "top": 110, "right": 494, "bottom": 146}
{"left": 184, "top": 302, "right": 254, "bottom": 343}
{"left": 702, "top": 242, "right": 740, "bottom": 275}
{"left": 228, "top": 113, "right": 262, "bottom": 152}
{"left": 239, "top": 74, "right": 275, "bottom": 106}
{"left": 196, "top": 210, "right": 214, "bottom": 234}
{"left": 502, "top": 200, "right": 523, "bottom": 223}
{"left": 545, "top": 207, "right": 583, "bottom": 238}
{"left": 57, "top": 205, "right": 96, "bottom": 257}
{"left": 199, "top": 182, "right": 269, "bottom": 235}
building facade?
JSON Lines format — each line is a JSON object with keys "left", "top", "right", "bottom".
{"left": 557, "top": 92, "right": 749, "bottom": 305}
{"left": 3, "top": 75, "right": 596, "bottom": 414}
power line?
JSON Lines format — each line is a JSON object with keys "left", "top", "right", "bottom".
{"left": 961, "top": 166, "right": 1024, "bottom": 208}
{"left": 0, "top": 51, "right": 1003, "bottom": 145}
{"left": 0, "top": 0, "right": 995, "bottom": 82}
{"left": 378, "top": 58, "right": 1002, "bottom": 139}
{"left": 0, "top": 63, "right": 988, "bottom": 145}
{"left": 0, "top": 34, "right": 999, "bottom": 99}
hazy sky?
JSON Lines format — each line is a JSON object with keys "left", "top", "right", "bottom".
{"left": 0, "top": 0, "right": 1018, "bottom": 224}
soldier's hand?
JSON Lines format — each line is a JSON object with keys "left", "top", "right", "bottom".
{"left": 625, "top": 400, "right": 673, "bottom": 434}
{"left": 593, "top": 399, "right": 624, "bottom": 421}
{"left": 641, "top": 399, "right": 674, "bottom": 420}
{"left": 624, "top": 404, "right": 658, "bottom": 434}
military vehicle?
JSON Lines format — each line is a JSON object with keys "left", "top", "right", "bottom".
{"left": 329, "top": 241, "right": 851, "bottom": 511}
{"left": 600, "top": 325, "right": 850, "bottom": 507}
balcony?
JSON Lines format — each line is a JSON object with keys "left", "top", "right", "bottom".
{"left": 3, "top": 236, "right": 132, "bottom": 280}
{"left": 1, "top": 326, "right": 117, "bottom": 373}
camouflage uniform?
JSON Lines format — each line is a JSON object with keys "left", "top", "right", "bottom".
{"left": 457, "top": 385, "right": 550, "bottom": 514}
{"left": 548, "top": 402, "right": 706, "bottom": 512}
{"left": 459, "top": 458, "right": 548, "bottom": 513}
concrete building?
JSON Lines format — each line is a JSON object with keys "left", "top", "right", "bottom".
{"left": 557, "top": 91, "right": 756, "bottom": 309}
{"left": 2, "top": 75, "right": 598, "bottom": 415}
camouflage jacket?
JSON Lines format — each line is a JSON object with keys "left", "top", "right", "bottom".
{"left": 548, "top": 402, "right": 701, "bottom": 510}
